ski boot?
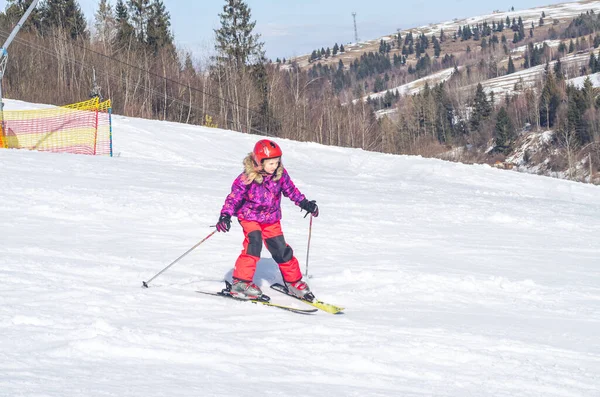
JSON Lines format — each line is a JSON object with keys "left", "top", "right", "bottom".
{"left": 228, "top": 279, "right": 263, "bottom": 300}
{"left": 285, "top": 280, "right": 315, "bottom": 301}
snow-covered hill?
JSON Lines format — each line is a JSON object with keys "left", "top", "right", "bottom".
{"left": 337, "top": 0, "right": 600, "bottom": 119}
{"left": 295, "top": 0, "right": 600, "bottom": 70}
{"left": 369, "top": 47, "right": 592, "bottom": 119}
{"left": 1, "top": 98, "right": 599, "bottom": 397}
{"left": 415, "top": 1, "right": 600, "bottom": 40}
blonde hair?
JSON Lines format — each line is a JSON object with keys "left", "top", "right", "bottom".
{"left": 241, "top": 153, "right": 283, "bottom": 185}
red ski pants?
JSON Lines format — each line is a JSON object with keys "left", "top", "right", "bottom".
{"left": 233, "top": 220, "right": 302, "bottom": 283}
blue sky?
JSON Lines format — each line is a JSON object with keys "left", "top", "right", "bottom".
{"left": 1, "top": 0, "right": 567, "bottom": 59}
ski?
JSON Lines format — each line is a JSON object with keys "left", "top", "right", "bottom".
{"left": 196, "top": 290, "right": 318, "bottom": 315}
{"left": 270, "top": 283, "right": 345, "bottom": 314}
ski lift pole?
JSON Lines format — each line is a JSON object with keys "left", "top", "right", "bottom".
{"left": 304, "top": 215, "right": 313, "bottom": 278}
{"left": 142, "top": 230, "right": 217, "bottom": 288}
{"left": 0, "top": 0, "right": 40, "bottom": 145}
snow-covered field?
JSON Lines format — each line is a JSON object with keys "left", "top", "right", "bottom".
{"left": 1, "top": 98, "right": 599, "bottom": 397}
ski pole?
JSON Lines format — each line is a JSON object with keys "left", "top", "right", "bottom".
{"left": 304, "top": 215, "right": 313, "bottom": 278}
{"left": 142, "top": 230, "right": 217, "bottom": 288}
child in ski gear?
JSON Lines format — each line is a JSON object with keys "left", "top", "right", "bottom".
{"left": 216, "top": 139, "right": 319, "bottom": 300}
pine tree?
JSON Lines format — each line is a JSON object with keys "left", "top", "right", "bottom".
{"left": 507, "top": 56, "right": 515, "bottom": 74}
{"left": 582, "top": 78, "right": 597, "bottom": 126}
{"left": 3, "top": 0, "right": 44, "bottom": 32}
{"left": 214, "top": 0, "right": 265, "bottom": 67}
{"left": 558, "top": 41, "right": 567, "bottom": 54}
{"left": 340, "top": 44, "right": 345, "bottom": 52}
{"left": 415, "top": 42, "right": 422, "bottom": 58}
{"left": 494, "top": 106, "right": 515, "bottom": 151}
{"left": 333, "top": 43, "right": 339, "bottom": 56}
{"left": 373, "top": 75, "right": 385, "bottom": 92}
{"left": 146, "top": 0, "right": 173, "bottom": 53}
{"left": 589, "top": 52, "right": 597, "bottom": 72}
{"left": 115, "top": 0, "right": 135, "bottom": 46}
{"left": 383, "top": 90, "right": 394, "bottom": 108}
{"left": 539, "top": 69, "right": 561, "bottom": 128}
{"left": 40, "top": 0, "right": 88, "bottom": 39}
{"left": 127, "top": 0, "right": 151, "bottom": 42}
{"left": 554, "top": 57, "right": 563, "bottom": 80}
{"left": 433, "top": 36, "right": 441, "bottom": 57}
{"left": 470, "top": 83, "right": 492, "bottom": 131}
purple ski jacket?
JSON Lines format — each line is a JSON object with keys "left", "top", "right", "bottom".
{"left": 221, "top": 155, "right": 305, "bottom": 224}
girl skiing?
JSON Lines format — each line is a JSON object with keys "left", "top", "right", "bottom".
{"left": 215, "top": 139, "right": 319, "bottom": 300}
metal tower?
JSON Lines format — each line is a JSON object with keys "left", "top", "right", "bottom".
{"left": 0, "top": 0, "right": 40, "bottom": 134}
{"left": 352, "top": 12, "right": 359, "bottom": 43}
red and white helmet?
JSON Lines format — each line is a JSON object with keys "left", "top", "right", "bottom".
{"left": 252, "top": 139, "right": 282, "bottom": 164}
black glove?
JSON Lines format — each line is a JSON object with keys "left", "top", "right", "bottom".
{"left": 216, "top": 214, "right": 231, "bottom": 232}
{"left": 299, "top": 199, "right": 319, "bottom": 218}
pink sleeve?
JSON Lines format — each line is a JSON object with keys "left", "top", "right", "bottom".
{"left": 281, "top": 169, "right": 305, "bottom": 205}
{"left": 221, "top": 174, "right": 247, "bottom": 216}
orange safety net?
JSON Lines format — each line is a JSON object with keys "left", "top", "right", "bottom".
{"left": 0, "top": 97, "right": 112, "bottom": 156}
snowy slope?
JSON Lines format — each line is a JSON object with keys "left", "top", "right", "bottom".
{"left": 352, "top": 0, "right": 600, "bottom": 117}
{"left": 413, "top": 0, "right": 600, "bottom": 39}
{"left": 1, "top": 98, "right": 600, "bottom": 397}
{"left": 357, "top": 67, "right": 456, "bottom": 105}
{"left": 295, "top": 0, "right": 600, "bottom": 69}
{"left": 479, "top": 51, "right": 591, "bottom": 96}
{"left": 569, "top": 71, "right": 600, "bottom": 88}
{"left": 373, "top": 51, "right": 590, "bottom": 119}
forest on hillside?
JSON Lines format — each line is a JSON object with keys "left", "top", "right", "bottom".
{"left": 1, "top": 0, "right": 600, "bottom": 182}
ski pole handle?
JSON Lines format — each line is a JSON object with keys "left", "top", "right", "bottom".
{"left": 142, "top": 230, "right": 217, "bottom": 288}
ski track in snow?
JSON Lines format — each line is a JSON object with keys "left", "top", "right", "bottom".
{"left": 1, "top": 99, "right": 599, "bottom": 396}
